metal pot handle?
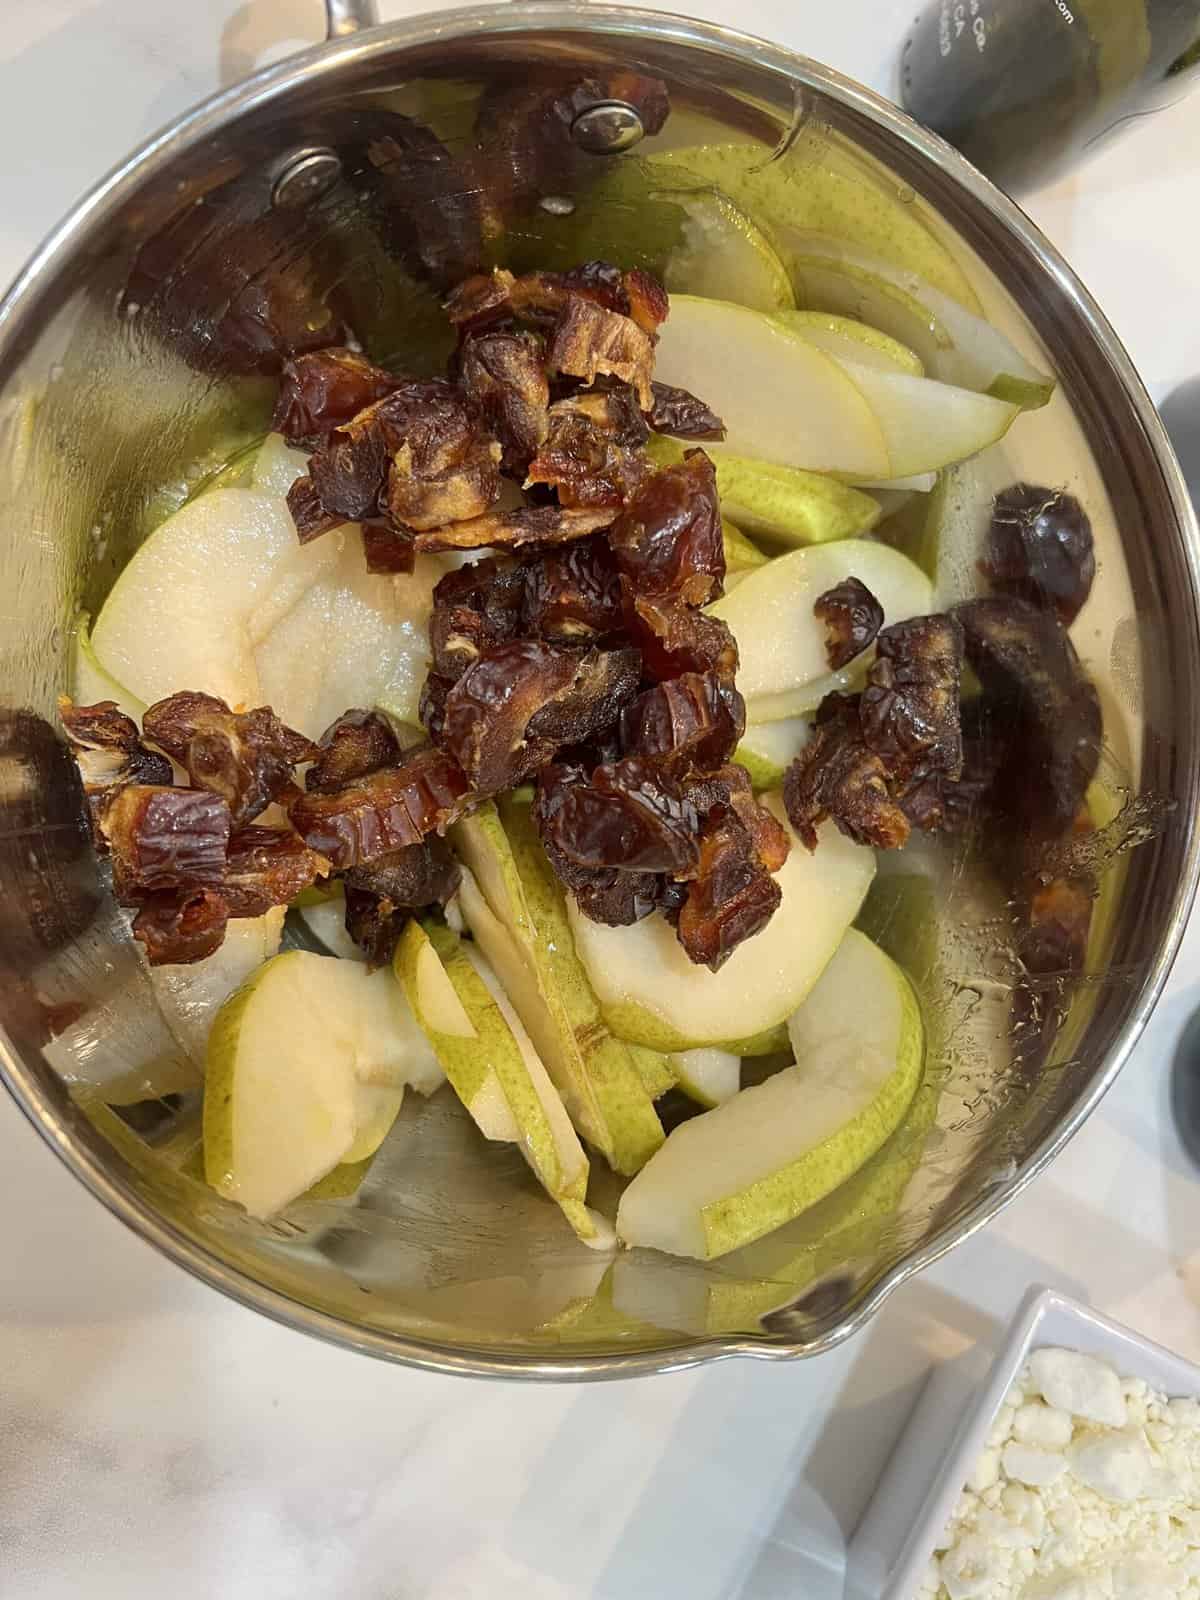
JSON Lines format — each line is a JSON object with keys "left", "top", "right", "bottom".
{"left": 326, "top": 0, "right": 380, "bottom": 37}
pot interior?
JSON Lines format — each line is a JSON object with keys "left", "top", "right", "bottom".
{"left": 0, "top": 10, "right": 1194, "bottom": 1371}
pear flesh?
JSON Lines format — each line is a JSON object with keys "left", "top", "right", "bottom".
{"left": 774, "top": 309, "right": 924, "bottom": 376}
{"left": 671, "top": 1048, "right": 741, "bottom": 1108}
{"left": 569, "top": 797, "right": 875, "bottom": 1052}
{"left": 251, "top": 431, "right": 310, "bottom": 497}
{"left": 735, "top": 716, "right": 811, "bottom": 790}
{"left": 834, "top": 357, "right": 1019, "bottom": 482}
{"left": 661, "top": 187, "right": 795, "bottom": 312}
{"left": 91, "top": 487, "right": 345, "bottom": 711}
{"left": 203, "top": 951, "right": 441, "bottom": 1218}
{"left": 396, "top": 920, "right": 613, "bottom": 1249}
{"left": 616, "top": 930, "right": 924, "bottom": 1259}
{"left": 709, "top": 541, "right": 933, "bottom": 721}
{"left": 149, "top": 907, "right": 285, "bottom": 1066}
{"left": 654, "top": 296, "right": 890, "bottom": 481}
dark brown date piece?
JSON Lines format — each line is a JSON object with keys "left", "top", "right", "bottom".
{"left": 132, "top": 888, "right": 229, "bottom": 966}
{"left": 609, "top": 452, "right": 724, "bottom": 608}
{"left": 783, "top": 695, "right": 910, "bottom": 853}
{"left": 981, "top": 484, "right": 1095, "bottom": 626}
{"left": 271, "top": 349, "right": 402, "bottom": 448}
{"left": 620, "top": 672, "right": 745, "bottom": 770}
{"left": 101, "top": 786, "right": 232, "bottom": 900}
{"left": 645, "top": 382, "right": 726, "bottom": 442}
{"left": 288, "top": 747, "right": 469, "bottom": 869}
{"left": 815, "top": 577, "right": 885, "bottom": 671}
{"left": 307, "top": 710, "right": 403, "bottom": 795}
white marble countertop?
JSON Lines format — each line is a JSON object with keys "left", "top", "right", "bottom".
{"left": 2, "top": 3, "right": 1199, "bottom": 1596}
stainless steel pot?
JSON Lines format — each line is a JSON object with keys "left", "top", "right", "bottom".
{"left": 1, "top": 0, "right": 1197, "bottom": 1379}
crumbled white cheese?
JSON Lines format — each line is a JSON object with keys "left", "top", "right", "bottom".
{"left": 922, "top": 1348, "right": 1200, "bottom": 1600}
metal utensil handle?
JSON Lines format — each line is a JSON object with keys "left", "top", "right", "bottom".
{"left": 326, "top": 0, "right": 380, "bottom": 37}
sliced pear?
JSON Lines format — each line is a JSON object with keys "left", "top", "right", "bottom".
{"left": 648, "top": 432, "right": 880, "bottom": 548}
{"left": 735, "top": 716, "right": 811, "bottom": 790}
{"left": 91, "top": 489, "right": 346, "bottom": 710}
{"left": 72, "top": 613, "right": 145, "bottom": 720}
{"left": 834, "top": 358, "right": 1019, "bottom": 482}
{"left": 570, "top": 796, "right": 875, "bottom": 1052}
{"left": 251, "top": 431, "right": 310, "bottom": 497}
{"left": 783, "top": 242, "right": 1053, "bottom": 407}
{"left": 671, "top": 1048, "right": 741, "bottom": 1108}
{"left": 628, "top": 1045, "right": 678, "bottom": 1100}
{"left": 203, "top": 951, "right": 440, "bottom": 1217}
{"left": 654, "top": 296, "right": 890, "bottom": 481}
{"left": 291, "top": 891, "right": 366, "bottom": 964}
{"left": 660, "top": 187, "right": 794, "bottom": 312}
{"left": 452, "top": 802, "right": 664, "bottom": 1175}
{"left": 254, "top": 528, "right": 447, "bottom": 740}
{"left": 148, "top": 907, "right": 285, "bottom": 1066}
{"left": 709, "top": 541, "right": 933, "bottom": 721}
{"left": 723, "top": 518, "right": 768, "bottom": 572}
{"left": 396, "top": 920, "right": 612, "bottom": 1248}
{"left": 650, "top": 142, "right": 981, "bottom": 310}
{"left": 775, "top": 309, "right": 924, "bottom": 376}
{"left": 616, "top": 929, "right": 924, "bottom": 1259}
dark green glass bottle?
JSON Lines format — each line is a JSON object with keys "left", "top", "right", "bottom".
{"left": 901, "top": 0, "right": 1200, "bottom": 192}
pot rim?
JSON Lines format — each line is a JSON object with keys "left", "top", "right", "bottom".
{"left": 3, "top": 3, "right": 1198, "bottom": 1380}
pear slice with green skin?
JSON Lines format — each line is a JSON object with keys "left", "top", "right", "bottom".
{"left": 832, "top": 358, "right": 1019, "bottom": 482}
{"left": 671, "top": 1048, "right": 741, "bottom": 1108}
{"left": 774, "top": 309, "right": 925, "bottom": 376}
{"left": 616, "top": 929, "right": 924, "bottom": 1260}
{"left": 452, "top": 800, "right": 665, "bottom": 1176}
{"left": 709, "top": 541, "right": 933, "bottom": 722}
{"left": 72, "top": 613, "right": 146, "bottom": 720}
{"left": 647, "top": 142, "right": 981, "bottom": 311}
{"left": 784, "top": 242, "right": 1054, "bottom": 407}
{"left": 660, "top": 187, "right": 795, "bottom": 312}
{"left": 647, "top": 434, "right": 880, "bottom": 549}
{"left": 653, "top": 296, "right": 891, "bottom": 481}
{"left": 251, "top": 431, "right": 310, "bottom": 497}
{"left": 734, "top": 716, "right": 811, "bottom": 790}
{"left": 148, "top": 906, "right": 285, "bottom": 1066}
{"left": 723, "top": 519, "right": 768, "bottom": 572}
{"left": 396, "top": 920, "right": 612, "bottom": 1249}
{"left": 570, "top": 796, "right": 875, "bottom": 1053}
{"left": 91, "top": 488, "right": 346, "bottom": 711}
{"left": 628, "top": 1045, "right": 678, "bottom": 1100}
{"left": 203, "top": 951, "right": 440, "bottom": 1217}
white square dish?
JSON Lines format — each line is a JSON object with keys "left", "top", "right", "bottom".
{"left": 847, "top": 1285, "right": 1200, "bottom": 1600}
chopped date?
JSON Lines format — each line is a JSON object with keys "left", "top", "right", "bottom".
{"left": 286, "top": 475, "right": 343, "bottom": 544}
{"left": 700, "top": 763, "right": 790, "bottom": 873}
{"left": 815, "top": 577, "right": 885, "bottom": 671}
{"left": 271, "top": 349, "right": 401, "bottom": 448}
{"left": 982, "top": 483, "right": 1095, "bottom": 627}
{"left": 441, "top": 640, "right": 639, "bottom": 795}
{"left": 307, "top": 710, "right": 403, "bottom": 795}
{"left": 222, "top": 826, "right": 328, "bottom": 917}
{"left": 386, "top": 435, "right": 502, "bottom": 531}
{"left": 58, "top": 697, "right": 172, "bottom": 834}
{"left": 418, "top": 672, "right": 454, "bottom": 743}
{"left": 544, "top": 757, "right": 701, "bottom": 876}
{"left": 783, "top": 695, "right": 910, "bottom": 852}
{"left": 609, "top": 452, "right": 724, "bottom": 607}
{"left": 310, "top": 409, "right": 391, "bottom": 521}
{"left": 344, "top": 835, "right": 461, "bottom": 909}
{"left": 645, "top": 382, "right": 726, "bottom": 442}
{"left": 101, "top": 785, "right": 232, "bottom": 901}
{"left": 520, "top": 536, "right": 623, "bottom": 641}
{"left": 132, "top": 887, "right": 229, "bottom": 966}
{"left": 524, "top": 402, "right": 648, "bottom": 509}
{"left": 142, "top": 691, "right": 316, "bottom": 830}
{"left": 546, "top": 389, "right": 649, "bottom": 449}
{"left": 953, "top": 595, "right": 1101, "bottom": 830}
{"left": 860, "top": 613, "right": 964, "bottom": 789}
{"left": 342, "top": 884, "right": 406, "bottom": 966}
{"left": 620, "top": 671, "right": 745, "bottom": 770}
{"left": 413, "top": 503, "right": 616, "bottom": 554}
{"left": 547, "top": 297, "right": 656, "bottom": 411}
{"left": 626, "top": 593, "right": 738, "bottom": 683}
{"left": 288, "top": 746, "right": 469, "bottom": 869}
{"left": 444, "top": 269, "right": 518, "bottom": 332}
{"left": 429, "top": 557, "right": 525, "bottom": 679}
{"left": 361, "top": 522, "right": 416, "bottom": 574}
{"left": 677, "top": 820, "right": 782, "bottom": 971}
{"left": 459, "top": 331, "right": 550, "bottom": 471}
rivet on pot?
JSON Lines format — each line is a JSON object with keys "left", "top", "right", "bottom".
{"left": 538, "top": 194, "right": 576, "bottom": 216}
{"left": 271, "top": 147, "right": 343, "bottom": 210}
{"left": 570, "top": 101, "right": 645, "bottom": 155}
